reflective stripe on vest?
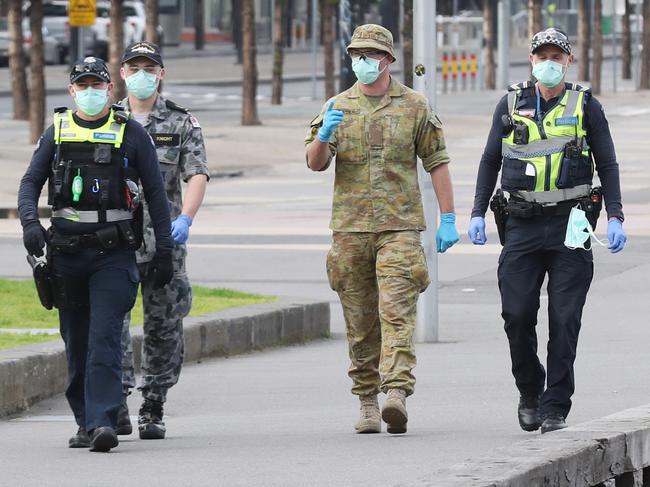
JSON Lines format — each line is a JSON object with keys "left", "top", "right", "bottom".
{"left": 501, "top": 88, "right": 591, "bottom": 193}
{"left": 51, "top": 208, "right": 134, "bottom": 223}
{"left": 53, "top": 109, "right": 127, "bottom": 148}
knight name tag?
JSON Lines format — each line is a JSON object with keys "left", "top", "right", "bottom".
{"left": 152, "top": 133, "right": 180, "bottom": 147}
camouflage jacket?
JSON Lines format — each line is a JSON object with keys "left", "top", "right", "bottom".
{"left": 121, "top": 94, "right": 210, "bottom": 263}
{"left": 304, "top": 79, "right": 450, "bottom": 233}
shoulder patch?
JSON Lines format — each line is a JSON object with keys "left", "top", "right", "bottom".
{"left": 508, "top": 80, "right": 532, "bottom": 92}
{"left": 189, "top": 116, "right": 201, "bottom": 129}
{"left": 165, "top": 99, "right": 190, "bottom": 114}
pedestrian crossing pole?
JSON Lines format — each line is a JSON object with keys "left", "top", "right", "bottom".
{"left": 413, "top": 0, "right": 439, "bottom": 343}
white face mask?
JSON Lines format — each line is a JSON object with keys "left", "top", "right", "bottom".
{"left": 564, "top": 206, "right": 607, "bottom": 250}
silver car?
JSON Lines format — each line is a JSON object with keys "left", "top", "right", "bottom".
{"left": 0, "top": 17, "right": 61, "bottom": 66}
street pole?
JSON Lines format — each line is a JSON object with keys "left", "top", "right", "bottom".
{"left": 496, "top": 0, "right": 510, "bottom": 89}
{"left": 311, "top": 0, "right": 318, "bottom": 99}
{"left": 339, "top": 0, "right": 354, "bottom": 91}
{"left": 399, "top": 0, "right": 405, "bottom": 84}
{"left": 611, "top": 0, "right": 617, "bottom": 92}
{"left": 413, "top": 0, "right": 438, "bottom": 343}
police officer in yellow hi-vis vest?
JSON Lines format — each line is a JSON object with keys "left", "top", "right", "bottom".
{"left": 468, "top": 29, "right": 627, "bottom": 434}
{"left": 18, "top": 57, "right": 173, "bottom": 452}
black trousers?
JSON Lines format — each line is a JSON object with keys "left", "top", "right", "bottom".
{"left": 498, "top": 214, "right": 594, "bottom": 418}
{"left": 52, "top": 248, "right": 139, "bottom": 432}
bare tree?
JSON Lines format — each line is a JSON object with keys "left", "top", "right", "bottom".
{"left": 622, "top": 0, "right": 632, "bottom": 79}
{"left": 109, "top": 0, "right": 126, "bottom": 101}
{"left": 591, "top": 0, "right": 602, "bottom": 94}
{"left": 195, "top": 0, "right": 205, "bottom": 50}
{"left": 271, "top": 0, "right": 285, "bottom": 105}
{"left": 145, "top": 0, "right": 159, "bottom": 43}
{"left": 402, "top": 0, "right": 413, "bottom": 88}
{"left": 578, "top": 0, "right": 590, "bottom": 81}
{"left": 641, "top": 0, "right": 650, "bottom": 89}
{"left": 322, "top": 0, "right": 336, "bottom": 99}
{"left": 241, "top": 0, "right": 260, "bottom": 125}
{"left": 483, "top": 0, "right": 495, "bottom": 89}
{"left": 528, "top": 0, "right": 543, "bottom": 37}
{"left": 29, "top": 0, "right": 45, "bottom": 143}
{"left": 8, "top": 0, "right": 28, "bottom": 120}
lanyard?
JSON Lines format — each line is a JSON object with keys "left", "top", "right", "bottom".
{"left": 535, "top": 85, "right": 542, "bottom": 122}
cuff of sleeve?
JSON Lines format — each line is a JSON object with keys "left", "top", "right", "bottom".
{"left": 422, "top": 151, "right": 450, "bottom": 173}
{"left": 183, "top": 169, "right": 210, "bottom": 183}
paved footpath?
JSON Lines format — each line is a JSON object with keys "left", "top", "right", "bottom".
{"left": 0, "top": 61, "right": 649, "bottom": 484}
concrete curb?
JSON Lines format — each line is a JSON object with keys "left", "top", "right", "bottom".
{"left": 0, "top": 297, "right": 329, "bottom": 417}
{"left": 422, "top": 404, "right": 650, "bottom": 487}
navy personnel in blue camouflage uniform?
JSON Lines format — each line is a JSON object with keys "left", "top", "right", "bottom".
{"left": 18, "top": 57, "right": 173, "bottom": 452}
{"left": 117, "top": 42, "right": 210, "bottom": 440}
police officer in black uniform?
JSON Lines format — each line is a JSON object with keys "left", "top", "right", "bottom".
{"left": 467, "top": 29, "right": 627, "bottom": 434}
{"left": 18, "top": 57, "right": 173, "bottom": 452}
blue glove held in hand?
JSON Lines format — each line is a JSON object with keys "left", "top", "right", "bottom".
{"left": 436, "top": 213, "right": 460, "bottom": 253}
{"left": 317, "top": 101, "right": 344, "bottom": 142}
{"left": 171, "top": 214, "right": 192, "bottom": 244}
{"left": 607, "top": 219, "right": 626, "bottom": 253}
{"left": 467, "top": 216, "right": 487, "bottom": 245}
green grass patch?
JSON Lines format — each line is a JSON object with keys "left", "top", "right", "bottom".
{"left": 0, "top": 279, "right": 275, "bottom": 351}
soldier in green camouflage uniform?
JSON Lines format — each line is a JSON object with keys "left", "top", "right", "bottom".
{"left": 117, "top": 42, "right": 209, "bottom": 440}
{"left": 305, "top": 24, "right": 460, "bottom": 434}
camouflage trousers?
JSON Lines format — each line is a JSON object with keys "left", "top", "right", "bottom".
{"left": 326, "top": 230, "right": 430, "bottom": 397}
{"left": 121, "top": 252, "right": 192, "bottom": 403}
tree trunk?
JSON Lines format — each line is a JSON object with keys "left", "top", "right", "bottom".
{"left": 8, "top": 0, "right": 28, "bottom": 120}
{"left": 578, "top": 0, "right": 590, "bottom": 81}
{"left": 194, "top": 0, "right": 205, "bottom": 50}
{"left": 29, "top": 0, "right": 45, "bottom": 144}
{"left": 241, "top": 0, "right": 260, "bottom": 125}
{"left": 641, "top": 0, "right": 650, "bottom": 89}
{"left": 528, "top": 0, "right": 543, "bottom": 38}
{"left": 271, "top": 0, "right": 285, "bottom": 104}
{"left": 145, "top": 0, "right": 158, "bottom": 43}
{"left": 591, "top": 0, "right": 602, "bottom": 94}
{"left": 483, "top": 0, "right": 495, "bottom": 89}
{"left": 622, "top": 0, "right": 631, "bottom": 79}
{"left": 109, "top": 0, "right": 126, "bottom": 101}
{"left": 402, "top": 0, "right": 413, "bottom": 88}
{"left": 322, "top": 0, "right": 336, "bottom": 99}
{"left": 232, "top": 0, "right": 243, "bottom": 64}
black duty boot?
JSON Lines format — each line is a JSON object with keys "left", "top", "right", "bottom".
{"left": 115, "top": 391, "right": 132, "bottom": 435}
{"left": 541, "top": 413, "right": 567, "bottom": 434}
{"left": 89, "top": 427, "right": 118, "bottom": 452}
{"left": 138, "top": 399, "right": 166, "bottom": 440}
{"left": 518, "top": 395, "right": 542, "bottom": 432}
{"left": 68, "top": 427, "right": 90, "bottom": 448}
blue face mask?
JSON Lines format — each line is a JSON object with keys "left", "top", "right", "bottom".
{"left": 125, "top": 69, "right": 159, "bottom": 100}
{"left": 74, "top": 87, "right": 108, "bottom": 116}
{"left": 564, "top": 206, "right": 607, "bottom": 250}
{"left": 532, "top": 60, "right": 566, "bottom": 88}
{"left": 351, "top": 55, "right": 386, "bottom": 85}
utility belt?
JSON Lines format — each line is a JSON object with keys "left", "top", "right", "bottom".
{"left": 490, "top": 186, "right": 603, "bottom": 246}
{"left": 48, "top": 220, "right": 140, "bottom": 254}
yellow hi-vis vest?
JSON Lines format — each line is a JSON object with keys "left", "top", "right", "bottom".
{"left": 501, "top": 83, "right": 593, "bottom": 196}
{"left": 53, "top": 109, "right": 127, "bottom": 147}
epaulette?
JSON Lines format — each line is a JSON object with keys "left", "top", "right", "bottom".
{"left": 565, "top": 82, "right": 591, "bottom": 93}
{"left": 507, "top": 80, "right": 534, "bottom": 92}
{"left": 53, "top": 106, "right": 68, "bottom": 113}
{"left": 165, "top": 99, "right": 190, "bottom": 114}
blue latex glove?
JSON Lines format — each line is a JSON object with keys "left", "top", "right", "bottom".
{"left": 317, "top": 101, "right": 344, "bottom": 142}
{"left": 467, "top": 216, "right": 487, "bottom": 245}
{"left": 436, "top": 213, "right": 460, "bottom": 253}
{"left": 171, "top": 214, "right": 192, "bottom": 244}
{"left": 607, "top": 219, "right": 627, "bottom": 253}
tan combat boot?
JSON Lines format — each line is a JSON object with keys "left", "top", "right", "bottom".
{"left": 355, "top": 394, "right": 381, "bottom": 434}
{"left": 382, "top": 389, "right": 408, "bottom": 434}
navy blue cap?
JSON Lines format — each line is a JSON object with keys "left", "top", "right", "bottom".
{"left": 121, "top": 41, "right": 163, "bottom": 67}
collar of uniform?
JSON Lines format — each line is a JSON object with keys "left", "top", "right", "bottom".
{"left": 345, "top": 77, "right": 405, "bottom": 99}
{"left": 120, "top": 94, "right": 168, "bottom": 121}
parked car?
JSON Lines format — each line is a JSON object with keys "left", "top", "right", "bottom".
{"left": 93, "top": 2, "right": 136, "bottom": 60}
{"left": 123, "top": 1, "right": 164, "bottom": 45}
{"left": 0, "top": 17, "right": 61, "bottom": 66}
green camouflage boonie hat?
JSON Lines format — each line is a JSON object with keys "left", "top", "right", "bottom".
{"left": 346, "top": 24, "right": 396, "bottom": 61}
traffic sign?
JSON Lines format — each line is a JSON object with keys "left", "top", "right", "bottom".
{"left": 69, "top": 0, "right": 96, "bottom": 27}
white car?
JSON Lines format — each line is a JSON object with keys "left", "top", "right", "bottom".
{"left": 93, "top": 2, "right": 135, "bottom": 60}
{"left": 123, "top": 1, "right": 164, "bottom": 45}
